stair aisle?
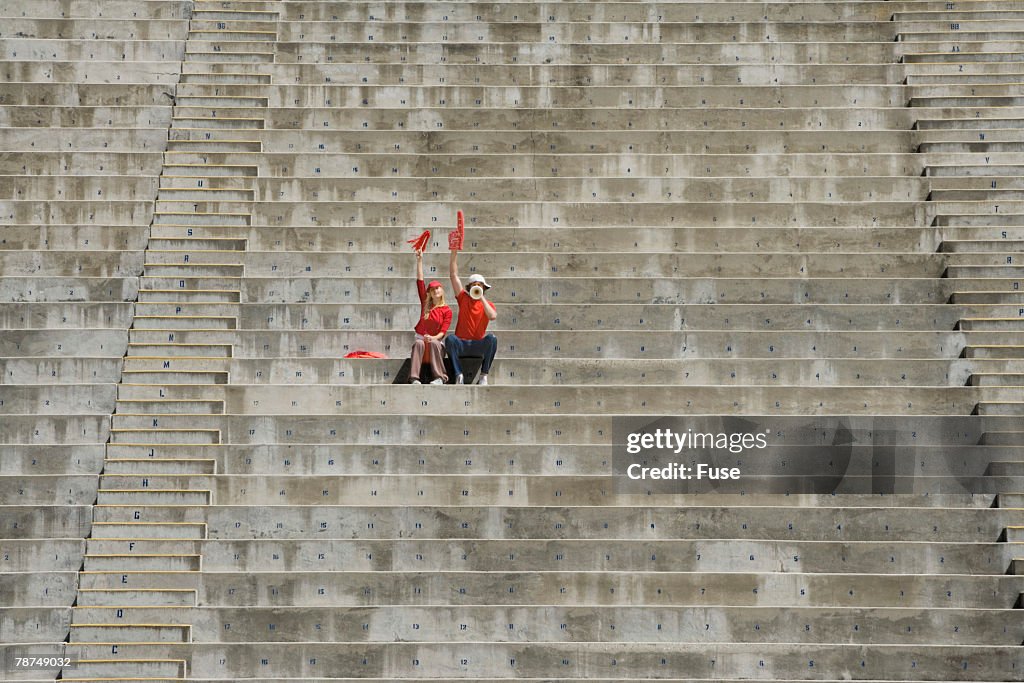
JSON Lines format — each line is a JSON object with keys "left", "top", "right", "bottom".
{"left": 62, "top": 3, "right": 280, "bottom": 681}
{"left": 896, "top": 0, "right": 1024, "bottom": 629}
{"left": 897, "top": 4, "right": 1024, "bottom": 416}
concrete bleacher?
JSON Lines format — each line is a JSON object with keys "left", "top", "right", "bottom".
{"left": 2, "top": 0, "right": 1023, "bottom": 682}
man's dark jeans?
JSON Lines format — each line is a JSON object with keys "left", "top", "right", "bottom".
{"left": 445, "top": 333, "right": 498, "bottom": 377}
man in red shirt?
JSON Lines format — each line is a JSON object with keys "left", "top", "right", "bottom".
{"left": 445, "top": 247, "right": 498, "bottom": 385}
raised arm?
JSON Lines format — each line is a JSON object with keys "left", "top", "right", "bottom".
{"left": 481, "top": 296, "right": 497, "bottom": 321}
{"left": 449, "top": 248, "right": 462, "bottom": 293}
{"left": 415, "top": 249, "right": 424, "bottom": 281}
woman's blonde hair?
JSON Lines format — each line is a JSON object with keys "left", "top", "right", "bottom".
{"left": 424, "top": 286, "right": 446, "bottom": 318}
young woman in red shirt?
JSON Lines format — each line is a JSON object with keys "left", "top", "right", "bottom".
{"left": 409, "top": 248, "right": 452, "bottom": 384}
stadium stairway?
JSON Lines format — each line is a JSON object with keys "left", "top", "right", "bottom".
{"left": 895, "top": 5, "right": 1024, "bottom": 610}
{"left": 56, "top": 2, "right": 280, "bottom": 681}
{"left": 897, "top": 6, "right": 1024, "bottom": 417}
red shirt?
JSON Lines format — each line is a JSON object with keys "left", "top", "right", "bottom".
{"left": 454, "top": 290, "right": 494, "bottom": 341}
{"left": 414, "top": 279, "right": 452, "bottom": 337}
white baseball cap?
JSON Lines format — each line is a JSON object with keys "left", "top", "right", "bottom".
{"left": 466, "top": 274, "right": 491, "bottom": 289}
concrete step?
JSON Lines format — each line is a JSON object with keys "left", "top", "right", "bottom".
{"left": 206, "top": 356, "right": 1007, "bottom": 387}
{"left": 917, "top": 117, "right": 1024, "bottom": 130}
{"left": 78, "top": 571, "right": 201, "bottom": 590}
{"left": 137, "top": 289, "right": 241, "bottom": 304}
{"left": 170, "top": 116, "right": 265, "bottom": 129}
{"left": 179, "top": 72, "right": 272, "bottom": 85}
{"left": 995, "top": 492, "right": 1024, "bottom": 508}
{"left": 950, "top": 291, "right": 1024, "bottom": 304}
{"left": 927, "top": 165, "right": 1024, "bottom": 178}
{"left": 187, "top": 30, "right": 277, "bottom": 43}
{"left": 91, "top": 603, "right": 1024, "bottom": 645}
{"left": 127, "top": 343, "right": 234, "bottom": 358}
{"left": 958, "top": 318, "right": 1024, "bottom": 332}
{"left": 99, "top": 474, "right": 213, "bottom": 490}
{"left": 112, "top": 327, "right": 995, "bottom": 359}
{"left": 0, "top": 473, "right": 100, "bottom": 505}
{"left": 895, "top": 11, "right": 1024, "bottom": 22}
{"left": 963, "top": 345, "right": 1024, "bottom": 359}
{"left": 0, "top": 417, "right": 104, "bottom": 448}
{"left": 76, "top": 536, "right": 1014, "bottom": 574}
{"left": 0, "top": 444, "right": 104, "bottom": 475}
{"left": 907, "top": 72, "right": 1024, "bottom": 85}
{"left": 86, "top": 500, "right": 1020, "bottom": 535}
{"left": 900, "top": 31, "right": 1024, "bottom": 44}
{"left": 104, "top": 443, "right": 222, "bottom": 460}
{"left": 76, "top": 567, "right": 1024, "bottom": 609}
{"left": 114, "top": 398, "right": 226, "bottom": 414}
{"left": 117, "top": 301, "right": 987, "bottom": 332}
{"left": 150, "top": 224, "right": 943, "bottom": 253}
{"left": 141, "top": 264, "right": 245, "bottom": 278}
{"left": 184, "top": 50, "right": 275, "bottom": 63}
{"left": 75, "top": 588, "right": 197, "bottom": 607}
{"left": 96, "top": 489, "right": 212, "bottom": 505}
{"left": 0, "top": 224, "right": 148, "bottom": 251}
{"left": 968, "top": 373, "right": 1024, "bottom": 386}
{"left": 73, "top": 605, "right": 194, "bottom": 623}
{"left": 129, "top": 316, "right": 238, "bottom": 330}
{"left": 152, "top": 212, "right": 251, "bottom": 227}
{"left": 54, "top": 643, "right": 1024, "bottom": 680}
{"left": 82, "top": 553, "right": 201, "bottom": 571}
{"left": 164, "top": 139, "right": 262, "bottom": 153}
{"left": 160, "top": 272, "right": 1005, "bottom": 303}
{"left": 985, "top": 461, "right": 1024, "bottom": 475}
{"left": 981, "top": 431, "right": 1024, "bottom": 446}
{"left": 135, "top": 302, "right": 240, "bottom": 316}
{"left": 191, "top": 9, "right": 279, "bottom": 22}
{"left": 903, "top": 51, "right": 1024, "bottom": 63}
{"left": 175, "top": 95, "right": 270, "bottom": 108}
{"left": 111, "top": 415, "right": 227, "bottom": 430}
{"left": 947, "top": 265, "right": 1024, "bottom": 278}
{"left": 161, "top": 163, "right": 258, "bottom": 177}
{"left": 68, "top": 623, "right": 190, "bottom": 643}
{"left": 0, "top": 539, "right": 83, "bottom": 570}
{"left": 103, "top": 458, "right": 217, "bottom": 475}
{"left": 145, "top": 238, "right": 248, "bottom": 253}
{"left": 128, "top": 327, "right": 238, "bottom": 345}
{"left": 975, "top": 401, "right": 1024, "bottom": 416}
{"left": 109, "top": 429, "right": 221, "bottom": 445}
{"left": 155, "top": 200, "right": 255, "bottom": 214}
{"left": 105, "top": 382, "right": 1002, "bottom": 415}
{"left": 932, "top": 189, "right": 1024, "bottom": 201}
{"left": 912, "top": 96, "right": 1024, "bottom": 108}
{"left": 922, "top": 141, "right": 1024, "bottom": 153}
{"left": 0, "top": 357, "right": 122, "bottom": 384}
{"left": 90, "top": 522, "right": 208, "bottom": 540}
{"left": 155, "top": 187, "right": 255, "bottom": 202}
{"left": 191, "top": 251, "right": 949, "bottom": 278}
{"left": 97, "top": 439, "right": 1015, "bottom": 474}
{"left": 158, "top": 172, "right": 258, "bottom": 189}
{"left": 65, "top": 658, "right": 187, "bottom": 680}
{"left": 123, "top": 358, "right": 231, "bottom": 372}
{"left": 0, "top": 384, "right": 117, "bottom": 414}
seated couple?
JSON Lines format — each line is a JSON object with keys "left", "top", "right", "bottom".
{"left": 409, "top": 247, "right": 497, "bottom": 385}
